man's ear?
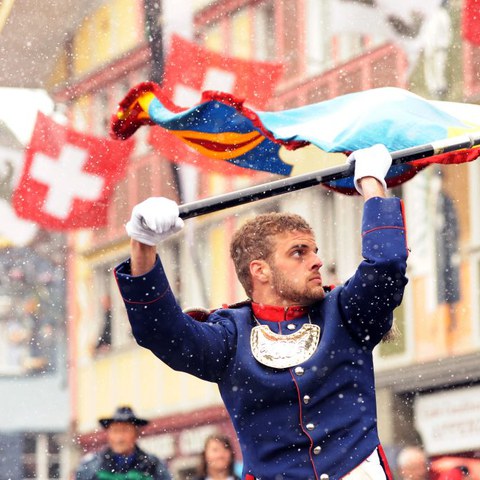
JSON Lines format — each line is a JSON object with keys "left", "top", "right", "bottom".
{"left": 250, "top": 260, "right": 270, "bottom": 283}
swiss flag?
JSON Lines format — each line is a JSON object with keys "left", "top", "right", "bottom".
{"left": 161, "top": 34, "right": 283, "bottom": 110}
{"left": 149, "top": 34, "right": 283, "bottom": 174}
{"left": 462, "top": 0, "right": 480, "bottom": 45}
{"left": 12, "top": 113, "right": 134, "bottom": 230}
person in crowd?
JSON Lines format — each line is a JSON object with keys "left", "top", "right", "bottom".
{"left": 437, "top": 466, "right": 470, "bottom": 480}
{"left": 114, "top": 144, "right": 409, "bottom": 479}
{"left": 75, "top": 405, "right": 171, "bottom": 480}
{"left": 397, "top": 446, "right": 430, "bottom": 480}
{"left": 194, "top": 434, "right": 241, "bottom": 480}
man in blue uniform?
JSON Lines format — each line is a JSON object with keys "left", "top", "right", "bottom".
{"left": 114, "top": 144, "right": 409, "bottom": 480}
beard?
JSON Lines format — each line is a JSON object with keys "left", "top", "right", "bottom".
{"left": 270, "top": 263, "right": 325, "bottom": 305}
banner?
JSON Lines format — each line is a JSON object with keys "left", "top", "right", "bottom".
{"left": 111, "top": 84, "right": 480, "bottom": 194}
{"left": 148, "top": 34, "right": 283, "bottom": 174}
{"left": 13, "top": 113, "right": 134, "bottom": 230}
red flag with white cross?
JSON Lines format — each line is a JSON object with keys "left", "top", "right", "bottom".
{"left": 462, "top": 0, "right": 480, "bottom": 45}
{"left": 12, "top": 113, "right": 134, "bottom": 230}
{"left": 149, "top": 34, "right": 284, "bottom": 174}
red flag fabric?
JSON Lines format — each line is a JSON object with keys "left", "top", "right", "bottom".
{"left": 13, "top": 113, "right": 134, "bottom": 230}
{"left": 149, "top": 34, "right": 283, "bottom": 174}
{"left": 462, "top": 0, "right": 480, "bottom": 45}
{"left": 161, "top": 34, "right": 283, "bottom": 110}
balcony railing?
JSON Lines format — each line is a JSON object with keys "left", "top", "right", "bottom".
{"left": 274, "top": 43, "right": 407, "bottom": 110}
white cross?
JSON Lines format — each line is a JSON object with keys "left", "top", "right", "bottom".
{"left": 30, "top": 144, "right": 105, "bottom": 219}
{"left": 173, "top": 67, "right": 236, "bottom": 107}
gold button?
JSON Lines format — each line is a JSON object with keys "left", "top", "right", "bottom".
{"left": 287, "top": 323, "right": 296, "bottom": 330}
{"left": 313, "top": 446, "right": 322, "bottom": 455}
{"left": 294, "top": 366, "right": 305, "bottom": 376}
{"left": 320, "top": 475, "right": 329, "bottom": 480}
{"left": 303, "top": 395, "right": 311, "bottom": 404}
{"left": 306, "top": 423, "right": 315, "bottom": 430}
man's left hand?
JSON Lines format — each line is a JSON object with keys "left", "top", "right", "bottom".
{"left": 347, "top": 144, "right": 392, "bottom": 195}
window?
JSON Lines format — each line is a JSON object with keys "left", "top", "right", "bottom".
{"left": 93, "top": 90, "right": 109, "bottom": 136}
{"left": 335, "top": 32, "right": 365, "bottom": 66}
{"left": 403, "top": 170, "right": 437, "bottom": 308}
{"left": 331, "top": 194, "right": 362, "bottom": 281}
{"left": 92, "top": 263, "right": 132, "bottom": 353}
{"left": 175, "top": 219, "right": 237, "bottom": 308}
{"left": 469, "top": 155, "right": 480, "bottom": 343}
{"left": 281, "top": 1, "right": 301, "bottom": 79}
{"left": 231, "top": 7, "right": 252, "bottom": 58}
{"left": 404, "top": 168, "right": 462, "bottom": 311}
{"left": 469, "top": 159, "right": 480, "bottom": 247}
{"left": 253, "top": 2, "right": 276, "bottom": 61}
{"left": 305, "top": 0, "right": 331, "bottom": 75}
{"left": 159, "top": 237, "right": 182, "bottom": 295}
{"left": 178, "top": 224, "right": 214, "bottom": 308}
{"left": 472, "top": 254, "right": 480, "bottom": 342}
{"left": 22, "top": 433, "right": 64, "bottom": 480}
{"left": 22, "top": 434, "right": 36, "bottom": 479}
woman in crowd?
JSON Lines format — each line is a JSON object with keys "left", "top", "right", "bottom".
{"left": 194, "top": 434, "right": 240, "bottom": 480}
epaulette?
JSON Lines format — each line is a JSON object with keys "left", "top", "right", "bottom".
{"left": 183, "top": 307, "right": 213, "bottom": 322}
{"left": 223, "top": 299, "right": 252, "bottom": 309}
{"left": 183, "top": 299, "right": 252, "bottom": 322}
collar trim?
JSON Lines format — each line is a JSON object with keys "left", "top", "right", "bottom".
{"left": 251, "top": 303, "right": 309, "bottom": 322}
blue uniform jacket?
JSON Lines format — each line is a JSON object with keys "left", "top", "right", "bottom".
{"left": 115, "top": 197, "right": 408, "bottom": 480}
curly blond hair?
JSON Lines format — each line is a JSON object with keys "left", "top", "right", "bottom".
{"left": 230, "top": 212, "right": 313, "bottom": 297}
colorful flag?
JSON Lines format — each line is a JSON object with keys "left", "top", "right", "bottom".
{"left": 462, "top": 0, "right": 480, "bottom": 45}
{"left": 148, "top": 34, "right": 283, "bottom": 174}
{"left": 111, "top": 84, "right": 480, "bottom": 194}
{"left": 330, "top": 0, "right": 443, "bottom": 70}
{"left": 13, "top": 113, "right": 134, "bottom": 230}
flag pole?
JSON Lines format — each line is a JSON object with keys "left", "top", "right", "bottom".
{"left": 178, "top": 133, "right": 480, "bottom": 220}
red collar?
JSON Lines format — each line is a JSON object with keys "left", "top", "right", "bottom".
{"left": 251, "top": 302, "right": 309, "bottom": 322}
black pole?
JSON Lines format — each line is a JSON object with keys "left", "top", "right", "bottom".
{"left": 178, "top": 133, "right": 480, "bottom": 220}
{"left": 144, "top": 0, "right": 184, "bottom": 204}
{"left": 144, "top": 0, "right": 164, "bottom": 84}
{"left": 144, "top": 0, "right": 202, "bottom": 301}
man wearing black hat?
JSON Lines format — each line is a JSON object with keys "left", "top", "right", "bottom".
{"left": 75, "top": 406, "right": 172, "bottom": 480}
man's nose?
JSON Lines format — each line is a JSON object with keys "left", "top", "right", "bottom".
{"left": 311, "top": 252, "right": 322, "bottom": 269}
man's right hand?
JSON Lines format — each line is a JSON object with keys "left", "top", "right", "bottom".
{"left": 126, "top": 197, "right": 184, "bottom": 246}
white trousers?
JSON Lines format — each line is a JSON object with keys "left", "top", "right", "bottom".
{"left": 342, "top": 449, "right": 389, "bottom": 480}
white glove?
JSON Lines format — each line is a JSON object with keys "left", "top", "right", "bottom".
{"left": 125, "top": 197, "right": 184, "bottom": 246}
{"left": 347, "top": 144, "right": 392, "bottom": 195}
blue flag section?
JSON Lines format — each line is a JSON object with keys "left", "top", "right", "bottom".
{"left": 111, "top": 83, "right": 480, "bottom": 194}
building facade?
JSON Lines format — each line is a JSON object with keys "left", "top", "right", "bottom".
{"left": 45, "top": 0, "right": 480, "bottom": 477}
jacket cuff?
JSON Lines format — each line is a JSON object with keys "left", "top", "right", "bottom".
{"left": 362, "top": 197, "right": 405, "bottom": 232}
{"left": 114, "top": 255, "right": 171, "bottom": 304}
